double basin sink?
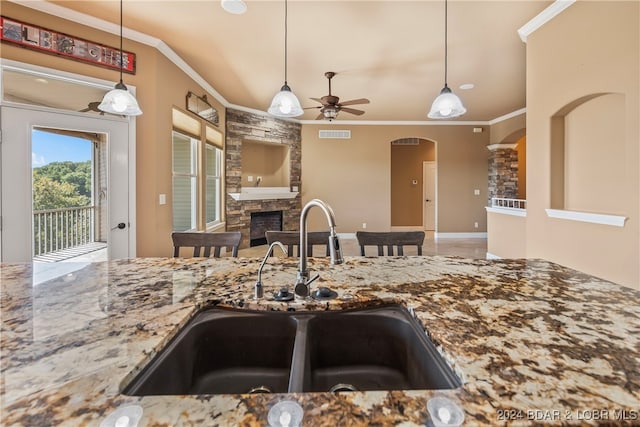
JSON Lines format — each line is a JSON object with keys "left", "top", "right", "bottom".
{"left": 123, "top": 304, "right": 461, "bottom": 395}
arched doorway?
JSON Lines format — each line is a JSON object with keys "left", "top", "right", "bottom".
{"left": 390, "top": 138, "right": 436, "bottom": 231}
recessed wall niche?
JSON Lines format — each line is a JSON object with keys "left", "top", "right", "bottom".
{"left": 550, "top": 93, "right": 626, "bottom": 215}
{"left": 241, "top": 139, "right": 290, "bottom": 188}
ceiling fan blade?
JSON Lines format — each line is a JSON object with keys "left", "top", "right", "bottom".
{"left": 79, "top": 108, "right": 90, "bottom": 112}
{"left": 339, "top": 98, "right": 370, "bottom": 107}
{"left": 340, "top": 107, "right": 365, "bottom": 116}
{"left": 315, "top": 112, "right": 324, "bottom": 120}
{"left": 304, "top": 106, "right": 322, "bottom": 110}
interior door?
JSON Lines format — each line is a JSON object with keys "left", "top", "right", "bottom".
{"left": 423, "top": 161, "right": 436, "bottom": 231}
{"left": 0, "top": 105, "right": 131, "bottom": 261}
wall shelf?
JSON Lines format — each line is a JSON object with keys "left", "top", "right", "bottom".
{"left": 545, "top": 209, "right": 627, "bottom": 227}
{"left": 228, "top": 187, "right": 298, "bottom": 201}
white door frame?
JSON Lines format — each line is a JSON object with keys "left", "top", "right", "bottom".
{"left": 0, "top": 60, "right": 137, "bottom": 260}
{"left": 423, "top": 160, "right": 437, "bottom": 231}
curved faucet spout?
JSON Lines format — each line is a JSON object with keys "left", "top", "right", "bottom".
{"left": 254, "top": 241, "right": 287, "bottom": 300}
{"left": 295, "top": 199, "right": 343, "bottom": 298}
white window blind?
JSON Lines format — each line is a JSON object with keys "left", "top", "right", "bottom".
{"left": 172, "top": 131, "right": 197, "bottom": 231}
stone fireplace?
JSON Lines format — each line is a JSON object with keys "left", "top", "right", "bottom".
{"left": 225, "top": 108, "right": 302, "bottom": 248}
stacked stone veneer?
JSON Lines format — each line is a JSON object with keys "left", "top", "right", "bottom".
{"left": 488, "top": 146, "right": 519, "bottom": 205}
{"left": 225, "top": 108, "right": 302, "bottom": 248}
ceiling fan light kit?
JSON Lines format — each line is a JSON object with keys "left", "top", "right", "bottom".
{"left": 428, "top": 0, "right": 466, "bottom": 120}
{"left": 98, "top": 0, "right": 142, "bottom": 116}
{"left": 305, "top": 71, "right": 370, "bottom": 121}
{"left": 268, "top": 0, "right": 303, "bottom": 118}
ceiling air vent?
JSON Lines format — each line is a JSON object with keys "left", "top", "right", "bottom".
{"left": 392, "top": 138, "right": 420, "bottom": 145}
{"left": 318, "top": 129, "right": 351, "bottom": 139}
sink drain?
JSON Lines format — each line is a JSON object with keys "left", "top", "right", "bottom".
{"left": 329, "top": 383, "right": 358, "bottom": 393}
{"left": 247, "top": 385, "right": 272, "bottom": 394}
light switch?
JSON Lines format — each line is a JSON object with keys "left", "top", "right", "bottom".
{"left": 474, "top": 189, "right": 480, "bottom": 196}
{"left": 159, "top": 194, "right": 166, "bottom": 205}
{"left": 247, "top": 176, "right": 253, "bottom": 182}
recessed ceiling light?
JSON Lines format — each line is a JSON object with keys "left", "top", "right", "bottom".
{"left": 35, "top": 78, "right": 48, "bottom": 84}
{"left": 221, "top": 0, "right": 247, "bottom": 15}
{"left": 459, "top": 83, "right": 474, "bottom": 90}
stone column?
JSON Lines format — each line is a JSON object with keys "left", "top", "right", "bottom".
{"left": 487, "top": 143, "right": 519, "bottom": 206}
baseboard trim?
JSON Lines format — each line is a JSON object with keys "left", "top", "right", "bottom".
{"left": 390, "top": 226, "right": 426, "bottom": 231}
{"left": 486, "top": 252, "right": 502, "bottom": 260}
{"left": 435, "top": 232, "right": 487, "bottom": 239}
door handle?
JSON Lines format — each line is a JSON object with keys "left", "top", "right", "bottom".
{"left": 425, "top": 199, "right": 431, "bottom": 202}
{"left": 112, "top": 222, "right": 127, "bottom": 230}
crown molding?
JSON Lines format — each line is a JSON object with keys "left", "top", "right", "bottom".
{"left": 7, "top": 0, "right": 231, "bottom": 108}
{"left": 518, "top": 0, "right": 576, "bottom": 43}
{"left": 9, "top": 0, "right": 528, "bottom": 127}
{"left": 488, "top": 108, "right": 526, "bottom": 125}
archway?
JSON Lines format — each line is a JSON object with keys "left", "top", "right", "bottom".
{"left": 390, "top": 137, "right": 436, "bottom": 231}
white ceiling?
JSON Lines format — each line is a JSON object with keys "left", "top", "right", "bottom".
{"left": 42, "top": 0, "right": 553, "bottom": 122}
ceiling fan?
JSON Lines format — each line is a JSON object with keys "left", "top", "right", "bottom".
{"left": 79, "top": 101, "right": 105, "bottom": 115}
{"left": 305, "top": 72, "right": 369, "bottom": 121}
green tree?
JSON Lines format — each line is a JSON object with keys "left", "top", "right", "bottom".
{"left": 32, "top": 162, "right": 91, "bottom": 210}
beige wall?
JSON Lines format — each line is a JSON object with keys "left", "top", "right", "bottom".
{"left": 1, "top": 3, "right": 226, "bottom": 257}
{"left": 487, "top": 211, "right": 526, "bottom": 258}
{"left": 391, "top": 140, "right": 435, "bottom": 226}
{"left": 526, "top": 1, "right": 639, "bottom": 288}
{"left": 301, "top": 124, "right": 488, "bottom": 233}
{"left": 241, "top": 142, "right": 290, "bottom": 187}
{"left": 489, "top": 113, "right": 526, "bottom": 144}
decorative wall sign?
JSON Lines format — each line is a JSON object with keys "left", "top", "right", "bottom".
{"left": 0, "top": 16, "right": 136, "bottom": 74}
{"left": 186, "top": 92, "right": 219, "bottom": 126}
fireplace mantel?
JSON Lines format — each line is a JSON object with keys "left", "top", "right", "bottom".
{"left": 228, "top": 187, "right": 298, "bottom": 201}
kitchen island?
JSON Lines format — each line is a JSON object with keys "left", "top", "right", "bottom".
{"left": 1, "top": 256, "right": 639, "bottom": 426}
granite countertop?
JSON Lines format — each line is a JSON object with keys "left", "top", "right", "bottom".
{"left": 1, "top": 256, "right": 639, "bottom": 426}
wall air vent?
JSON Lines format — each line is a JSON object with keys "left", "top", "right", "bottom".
{"left": 392, "top": 138, "right": 420, "bottom": 145}
{"left": 318, "top": 130, "right": 351, "bottom": 139}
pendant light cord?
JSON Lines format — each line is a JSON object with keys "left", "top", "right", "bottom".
{"left": 284, "top": 0, "right": 288, "bottom": 85}
{"left": 119, "top": 0, "right": 124, "bottom": 83}
{"left": 444, "top": 0, "right": 448, "bottom": 87}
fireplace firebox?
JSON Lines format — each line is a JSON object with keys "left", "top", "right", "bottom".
{"left": 250, "top": 211, "right": 283, "bottom": 246}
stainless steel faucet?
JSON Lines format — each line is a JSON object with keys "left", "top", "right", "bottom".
{"left": 294, "top": 199, "right": 344, "bottom": 298}
{"left": 254, "top": 241, "right": 287, "bottom": 299}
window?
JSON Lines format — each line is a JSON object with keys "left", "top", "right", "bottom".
{"left": 205, "top": 143, "right": 221, "bottom": 225}
{"left": 172, "top": 108, "right": 224, "bottom": 232}
{"left": 172, "top": 131, "right": 197, "bottom": 231}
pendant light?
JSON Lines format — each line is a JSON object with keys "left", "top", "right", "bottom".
{"left": 268, "top": 0, "right": 303, "bottom": 118}
{"left": 428, "top": 0, "right": 466, "bottom": 119}
{"left": 98, "top": 0, "right": 142, "bottom": 116}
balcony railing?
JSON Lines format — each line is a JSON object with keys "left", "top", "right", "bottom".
{"left": 491, "top": 197, "right": 527, "bottom": 210}
{"left": 33, "top": 206, "right": 95, "bottom": 257}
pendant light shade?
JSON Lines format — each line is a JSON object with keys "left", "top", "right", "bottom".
{"left": 428, "top": 84, "right": 466, "bottom": 119}
{"left": 268, "top": 83, "right": 303, "bottom": 117}
{"left": 98, "top": 0, "right": 142, "bottom": 116}
{"left": 268, "top": 0, "right": 303, "bottom": 118}
{"left": 428, "top": 0, "right": 465, "bottom": 119}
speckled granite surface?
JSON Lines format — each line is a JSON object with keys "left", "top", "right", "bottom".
{"left": 1, "top": 256, "right": 639, "bottom": 426}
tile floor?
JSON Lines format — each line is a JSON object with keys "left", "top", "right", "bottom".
{"left": 238, "top": 234, "right": 487, "bottom": 259}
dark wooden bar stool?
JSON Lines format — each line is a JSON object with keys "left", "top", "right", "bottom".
{"left": 355, "top": 231, "right": 425, "bottom": 256}
{"left": 171, "top": 231, "right": 241, "bottom": 257}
